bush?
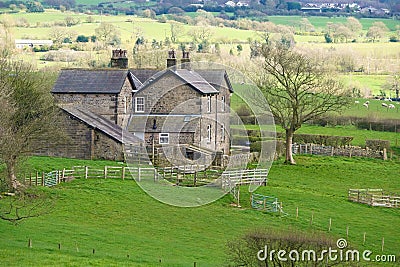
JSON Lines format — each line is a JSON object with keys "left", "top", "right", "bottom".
{"left": 293, "top": 133, "right": 353, "bottom": 147}
{"left": 227, "top": 229, "right": 340, "bottom": 267}
{"left": 366, "top": 139, "right": 390, "bottom": 150}
{"left": 356, "top": 119, "right": 400, "bottom": 132}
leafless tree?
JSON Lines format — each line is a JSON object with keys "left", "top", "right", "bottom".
{"left": 95, "top": 22, "right": 120, "bottom": 45}
{"left": 255, "top": 43, "right": 351, "bottom": 164}
{"left": 384, "top": 72, "right": 400, "bottom": 99}
{"left": 0, "top": 60, "right": 61, "bottom": 191}
{"left": 0, "top": 189, "right": 55, "bottom": 224}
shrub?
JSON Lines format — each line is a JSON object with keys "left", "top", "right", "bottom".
{"left": 293, "top": 133, "right": 353, "bottom": 147}
{"left": 366, "top": 139, "right": 390, "bottom": 150}
{"left": 227, "top": 229, "right": 340, "bottom": 267}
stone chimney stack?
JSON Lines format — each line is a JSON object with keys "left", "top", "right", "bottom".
{"left": 167, "top": 49, "right": 177, "bottom": 69}
{"left": 181, "top": 50, "right": 190, "bottom": 69}
{"left": 110, "top": 49, "right": 128, "bottom": 69}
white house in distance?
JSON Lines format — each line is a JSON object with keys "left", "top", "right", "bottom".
{"left": 15, "top": 39, "right": 53, "bottom": 49}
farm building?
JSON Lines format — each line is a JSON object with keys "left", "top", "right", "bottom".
{"left": 44, "top": 50, "right": 233, "bottom": 164}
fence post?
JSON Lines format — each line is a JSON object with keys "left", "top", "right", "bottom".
{"left": 138, "top": 167, "right": 141, "bottom": 182}
{"left": 104, "top": 166, "right": 108, "bottom": 179}
{"left": 122, "top": 167, "right": 125, "bottom": 180}
{"left": 62, "top": 168, "right": 65, "bottom": 183}
{"left": 42, "top": 172, "right": 45, "bottom": 186}
{"left": 29, "top": 173, "right": 32, "bottom": 186}
{"left": 85, "top": 166, "right": 88, "bottom": 179}
{"left": 36, "top": 172, "right": 38, "bottom": 186}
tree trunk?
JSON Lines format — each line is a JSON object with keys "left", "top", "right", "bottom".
{"left": 6, "top": 157, "right": 20, "bottom": 191}
{"left": 285, "top": 129, "right": 296, "bottom": 165}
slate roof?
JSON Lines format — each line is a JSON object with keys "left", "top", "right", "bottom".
{"left": 174, "top": 69, "right": 219, "bottom": 94}
{"left": 60, "top": 105, "right": 141, "bottom": 144}
{"left": 196, "top": 70, "right": 234, "bottom": 93}
{"left": 138, "top": 69, "right": 225, "bottom": 95}
{"left": 52, "top": 69, "right": 131, "bottom": 94}
{"left": 52, "top": 68, "right": 233, "bottom": 95}
{"left": 130, "top": 69, "right": 159, "bottom": 84}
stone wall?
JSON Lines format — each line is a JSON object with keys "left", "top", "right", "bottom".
{"left": 93, "top": 130, "right": 125, "bottom": 161}
{"left": 35, "top": 111, "right": 125, "bottom": 161}
{"left": 53, "top": 77, "right": 133, "bottom": 128}
{"left": 292, "top": 143, "right": 386, "bottom": 159}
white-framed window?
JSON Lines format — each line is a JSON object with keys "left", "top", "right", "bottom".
{"left": 221, "top": 96, "right": 225, "bottom": 112}
{"left": 207, "top": 125, "right": 211, "bottom": 143}
{"left": 123, "top": 96, "right": 127, "bottom": 114}
{"left": 159, "top": 133, "right": 169, "bottom": 144}
{"left": 135, "top": 97, "right": 145, "bottom": 112}
{"left": 221, "top": 124, "right": 225, "bottom": 141}
{"left": 207, "top": 95, "right": 211, "bottom": 113}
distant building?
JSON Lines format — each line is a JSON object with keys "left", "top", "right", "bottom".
{"left": 225, "top": 0, "right": 236, "bottom": 7}
{"left": 15, "top": 39, "right": 53, "bottom": 49}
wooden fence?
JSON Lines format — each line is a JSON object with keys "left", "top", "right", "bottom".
{"left": 23, "top": 165, "right": 269, "bottom": 191}
{"left": 221, "top": 169, "right": 268, "bottom": 191}
{"left": 348, "top": 189, "right": 400, "bottom": 208}
{"left": 24, "top": 166, "right": 139, "bottom": 187}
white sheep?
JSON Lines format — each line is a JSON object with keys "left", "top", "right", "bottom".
{"left": 382, "top": 103, "right": 388, "bottom": 107}
{"left": 365, "top": 100, "right": 370, "bottom": 104}
{"left": 388, "top": 104, "right": 395, "bottom": 109}
{"left": 363, "top": 102, "right": 369, "bottom": 108}
{"left": 354, "top": 100, "right": 360, "bottom": 104}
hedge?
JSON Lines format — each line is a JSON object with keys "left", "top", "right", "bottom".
{"left": 365, "top": 139, "right": 391, "bottom": 150}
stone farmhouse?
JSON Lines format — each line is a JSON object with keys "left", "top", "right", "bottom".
{"left": 46, "top": 50, "right": 233, "bottom": 165}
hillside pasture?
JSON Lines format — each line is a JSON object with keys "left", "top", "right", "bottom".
{"left": 268, "top": 15, "right": 400, "bottom": 31}
{"left": 0, "top": 156, "right": 399, "bottom": 266}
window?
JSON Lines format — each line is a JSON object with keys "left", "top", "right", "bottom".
{"left": 123, "top": 96, "right": 127, "bottom": 114}
{"left": 221, "top": 96, "right": 225, "bottom": 112}
{"left": 207, "top": 95, "right": 211, "bottom": 113}
{"left": 159, "top": 133, "right": 169, "bottom": 144}
{"left": 207, "top": 125, "right": 211, "bottom": 143}
{"left": 221, "top": 124, "right": 225, "bottom": 141}
{"left": 135, "top": 97, "right": 144, "bottom": 112}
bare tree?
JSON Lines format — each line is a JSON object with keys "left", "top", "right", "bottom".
{"left": 0, "top": 60, "right": 60, "bottom": 191}
{"left": 255, "top": 44, "right": 351, "bottom": 164}
{"left": 170, "top": 22, "right": 184, "bottom": 43}
{"left": 0, "top": 189, "right": 55, "bottom": 224}
{"left": 0, "top": 23, "right": 14, "bottom": 58}
{"left": 366, "top": 26, "right": 384, "bottom": 43}
{"left": 95, "top": 22, "right": 120, "bottom": 45}
{"left": 346, "top": 17, "right": 362, "bottom": 35}
{"left": 384, "top": 72, "right": 400, "bottom": 99}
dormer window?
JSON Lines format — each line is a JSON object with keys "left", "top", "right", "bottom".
{"left": 135, "top": 97, "right": 144, "bottom": 112}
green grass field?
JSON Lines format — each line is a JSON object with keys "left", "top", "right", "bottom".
{"left": 268, "top": 15, "right": 400, "bottom": 31}
{"left": 0, "top": 156, "right": 399, "bottom": 266}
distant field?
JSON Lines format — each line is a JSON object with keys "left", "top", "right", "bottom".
{"left": 341, "top": 74, "right": 389, "bottom": 96}
{"left": 268, "top": 15, "right": 400, "bottom": 31}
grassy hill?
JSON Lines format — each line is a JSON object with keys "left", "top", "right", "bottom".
{"left": 0, "top": 156, "right": 399, "bottom": 266}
